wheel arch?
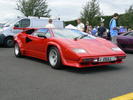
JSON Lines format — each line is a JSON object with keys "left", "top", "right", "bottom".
{"left": 14, "top": 38, "right": 25, "bottom": 55}
{"left": 46, "top": 42, "right": 65, "bottom": 65}
{"left": 4, "top": 35, "right": 14, "bottom": 42}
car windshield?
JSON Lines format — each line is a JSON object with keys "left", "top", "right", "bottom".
{"left": 52, "top": 29, "right": 95, "bottom": 39}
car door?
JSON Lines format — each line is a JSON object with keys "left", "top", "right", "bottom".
{"left": 25, "top": 28, "right": 51, "bottom": 59}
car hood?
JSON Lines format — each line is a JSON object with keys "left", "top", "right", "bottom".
{"left": 117, "top": 35, "right": 126, "bottom": 39}
{"left": 56, "top": 38, "right": 125, "bottom": 57}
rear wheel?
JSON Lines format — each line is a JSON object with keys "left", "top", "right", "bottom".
{"left": 48, "top": 47, "right": 62, "bottom": 69}
{"left": 14, "top": 43, "right": 22, "bottom": 57}
{"left": 4, "top": 37, "right": 14, "bottom": 47}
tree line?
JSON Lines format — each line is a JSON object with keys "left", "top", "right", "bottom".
{"left": 16, "top": 0, "right": 133, "bottom": 29}
{"left": 65, "top": 0, "right": 133, "bottom": 29}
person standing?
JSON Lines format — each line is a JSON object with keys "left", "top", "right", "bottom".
{"left": 92, "top": 26, "right": 98, "bottom": 36}
{"left": 88, "top": 25, "right": 93, "bottom": 34}
{"left": 109, "top": 13, "right": 119, "bottom": 44}
{"left": 84, "top": 22, "right": 89, "bottom": 33}
{"left": 45, "top": 19, "right": 55, "bottom": 28}
{"left": 77, "top": 19, "right": 85, "bottom": 32}
{"left": 98, "top": 23, "right": 106, "bottom": 38}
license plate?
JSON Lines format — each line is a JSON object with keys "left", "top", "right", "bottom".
{"left": 98, "top": 57, "right": 117, "bottom": 62}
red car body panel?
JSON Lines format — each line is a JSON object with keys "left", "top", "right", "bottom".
{"left": 14, "top": 28, "right": 126, "bottom": 68}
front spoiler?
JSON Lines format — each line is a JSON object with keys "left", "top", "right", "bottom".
{"left": 63, "top": 59, "right": 123, "bottom": 68}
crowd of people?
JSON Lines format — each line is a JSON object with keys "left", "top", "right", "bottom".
{"left": 76, "top": 13, "right": 132, "bottom": 44}
{"left": 46, "top": 13, "right": 132, "bottom": 44}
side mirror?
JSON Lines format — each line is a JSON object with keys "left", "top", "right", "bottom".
{"left": 37, "top": 34, "right": 47, "bottom": 38}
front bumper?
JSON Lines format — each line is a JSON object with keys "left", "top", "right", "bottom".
{"left": 0, "top": 34, "right": 6, "bottom": 45}
{"left": 63, "top": 55, "right": 126, "bottom": 68}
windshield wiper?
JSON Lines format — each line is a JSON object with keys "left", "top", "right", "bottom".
{"left": 74, "top": 34, "right": 88, "bottom": 40}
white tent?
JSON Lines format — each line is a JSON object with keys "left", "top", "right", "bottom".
{"left": 65, "top": 24, "right": 77, "bottom": 30}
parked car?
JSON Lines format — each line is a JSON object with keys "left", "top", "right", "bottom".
{"left": 0, "top": 17, "right": 64, "bottom": 47}
{"left": 14, "top": 28, "right": 126, "bottom": 69}
{"left": 117, "top": 31, "right": 133, "bottom": 51}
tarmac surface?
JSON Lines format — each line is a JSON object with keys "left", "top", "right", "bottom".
{"left": 0, "top": 48, "right": 133, "bottom": 100}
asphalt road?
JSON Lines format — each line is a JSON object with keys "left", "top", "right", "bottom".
{"left": 0, "top": 47, "right": 133, "bottom": 100}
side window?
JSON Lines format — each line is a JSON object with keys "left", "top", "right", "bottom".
{"left": 25, "top": 29, "right": 36, "bottom": 34}
{"left": 14, "top": 19, "right": 30, "bottom": 28}
{"left": 45, "top": 31, "right": 51, "bottom": 38}
{"left": 32, "top": 29, "right": 51, "bottom": 38}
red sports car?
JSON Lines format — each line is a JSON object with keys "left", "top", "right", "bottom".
{"left": 14, "top": 28, "right": 126, "bottom": 69}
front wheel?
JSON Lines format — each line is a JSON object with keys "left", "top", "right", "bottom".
{"left": 48, "top": 47, "right": 62, "bottom": 69}
{"left": 14, "top": 43, "right": 22, "bottom": 57}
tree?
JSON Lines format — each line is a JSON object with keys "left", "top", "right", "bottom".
{"left": 119, "top": 4, "right": 133, "bottom": 29}
{"left": 126, "top": 4, "right": 133, "bottom": 13}
{"left": 17, "top": 0, "right": 51, "bottom": 17}
{"left": 81, "top": 0, "right": 101, "bottom": 26}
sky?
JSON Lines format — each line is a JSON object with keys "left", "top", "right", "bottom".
{"left": 0, "top": 0, "right": 132, "bottom": 22}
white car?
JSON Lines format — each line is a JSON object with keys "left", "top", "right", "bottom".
{"left": 0, "top": 17, "right": 64, "bottom": 47}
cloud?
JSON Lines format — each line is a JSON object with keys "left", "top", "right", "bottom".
{"left": 100, "top": 0, "right": 133, "bottom": 15}
{"left": 0, "top": 0, "right": 16, "bottom": 5}
{"left": 0, "top": 0, "right": 24, "bottom": 22}
{"left": 0, "top": 0, "right": 132, "bottom": 22}
{"left": 49, "top": 1, "right": 82, "bottom": 7}
{"left": 48, "top": 0, "right": 86, "bottom": 20}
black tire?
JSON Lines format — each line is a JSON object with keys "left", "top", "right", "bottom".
{"left": 14, "top": 43, "right": 22, "bottom": 57}
{"left": 48, "top": 47, "right": 62, "bottom": 69}
{"left": 4, "top": 37, "right": 14, "bottom": 48}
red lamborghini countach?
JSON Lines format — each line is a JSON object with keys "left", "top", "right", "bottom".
{"left": 14, "top": 28, "right": 126, "bottom": 69}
